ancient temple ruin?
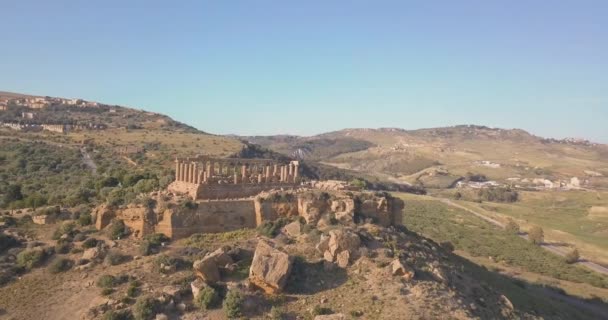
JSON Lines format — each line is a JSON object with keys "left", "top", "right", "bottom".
{"left": 167, "top": 156, "right": 300, "bottom": 200}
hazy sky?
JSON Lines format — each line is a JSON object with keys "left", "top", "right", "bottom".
{"left": 1, "top": 1, "right": 607, "bottom": 142}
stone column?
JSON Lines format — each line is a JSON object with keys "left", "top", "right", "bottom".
{"left": 293, "top": 163, "right": 299, "bottom": 182}
{"left": 175, "top": 159, "right": 180, "bottom": 181}
{"left": 207, "top": 161, "right": 213, "bottom": 177}
{"left": 273, "top": 164, "right": 278, "bottom": 177}
{"left": 193, "top": 163, "right": 199, "bottom": 184}
{"left": 241, "top": 164, "right": 247, "bottom": 182}
{"left": 258, "top": 173, "right": 263, "bottom": 184}
{"left": 180, "top": 163, "right": 186, "bottom": 182}
{"left": 265, "top": 166, "right": 271, "bottom": 182}
{"left": 218, "top": 162, "right": 223, "bottom": 176}
{"left": 234, "top": 171, "right": 238, "bottom": 184}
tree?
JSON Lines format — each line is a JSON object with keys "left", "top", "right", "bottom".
{"left": 565, "top": 248, "right": 580, "bottom": 264}
{"left": 4, "top": 184, "right": 23, "bottom": 204}
{"left": 528, "top": 226, "right": 544, "bottom": 245}
{"left": 505, "top": 219, "right": 520, "bottom": 234}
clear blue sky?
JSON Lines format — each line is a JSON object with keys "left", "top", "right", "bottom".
{"left": 1, "top": 1, "right": 607, "bottom": 142}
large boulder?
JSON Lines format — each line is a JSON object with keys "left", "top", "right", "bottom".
{"left": 249, "top": 239, "right": 294, "bottom": 294}
{"left": 327, "top": 229, "right": 360, "bottom": 258}
{"left": 282, "top": 221, "right": 302, "bottom": 238}
{"left": 193, "top": 247, "right": 234, "bottom": 284}
{"left": 322, "top": 229, "right": 361, "bottom": 267}
{"left": 82, "top": 247, "right": 105, "bottom": 261}
{"left": 391, "top": 259, "right": 415, "bottom": 281}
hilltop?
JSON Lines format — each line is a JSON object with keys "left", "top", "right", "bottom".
{"left": 244, "top": 125, "right": 608, "bottom": 190}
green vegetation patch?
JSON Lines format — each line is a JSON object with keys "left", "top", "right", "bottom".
{"left": 400, "top": 195, "right": 608, "bottom": 288}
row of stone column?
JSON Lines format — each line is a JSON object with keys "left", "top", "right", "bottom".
{"left": 174, "top": 159, "right": 299, "bottom": 185}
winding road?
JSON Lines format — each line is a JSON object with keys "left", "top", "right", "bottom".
{"left": 440, "top": 199, "right": 608, "bottom": 276}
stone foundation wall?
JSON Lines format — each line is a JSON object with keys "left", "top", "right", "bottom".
{"left": 168, "top": 181, "right": 298, "bottom": 200}
{"left": 96, "top": 189, "right": 405, "bottom": 240}
{"left": 157, "top": 200, "right": 257, "bottom": 239}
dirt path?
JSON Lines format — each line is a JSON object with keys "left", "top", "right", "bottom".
{"left": 80, "top": 147, "right": 97, "bottom": 174}
{"left": 440, "top": 199, "right": 608, "bottom": 276}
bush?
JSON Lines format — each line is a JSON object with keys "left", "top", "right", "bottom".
{"left": 565, "top": 248, "right": 580, "bottom": 264}
{"left": 223, "top": 290, "right": 244, "bottom": 318}
{"left": 311, "top": 305, "right": 333, "bottom": 316}
{"left": 528, "top": 226, "right": 544, "bottom": 245}
{"left": 101, "top": 288, "right": 114, "bottom": 296}
{"left": 82, "top": 238, "right": 99, "bottom": 249}
{"left": 78, "top": 213, "right": 93, "bottom": 226}
{"left": 55, "top": 242, "right": 72, "bottom": 254}
{"left": 505, "top": 219, "right": 520, "bottom": 234}
{"left": 103, "top": 309, "right": 134, "bottom": 320}
{"left": 144, "top": 233, "right": 170, "bottom": 246}
{"left": 139, "top": 241, "right": 156, "bottom": 256}
{"left": 194, "top": 286, "right": 221, "bottom": 311}
{"left": 269, "top": 306, "right": 286, "bottom": 320}
{"left": 0, "top": 233, "right": 20, "bottom": 254}
{"left": 127, "top": 281, "right": 140, "bottom": 298}
{"left": 439, "top": 241, "right": 455, "bottom": 253}
{"left": 97, "top": 275, "right": 117, "bottom": 288}
{"left": 104, "top": 250, "right": 128, "bottom": 266}
{"left": 73, "top": 233, "right": 87, "bottom": 242}
{"left": 133, "top": 296, "right": 160, "bottom": 320}
{"left": 153, "top": 254, "right": 188, "bottom": 274}
{"left": 109, "top": 220, "right": 129, "bottom": 240}
{"left": 49, "top": 257, "right": 72, "bottom": 273}
{"left": 17, "top": 249, "right": 47, "bottom": 269}
{"left": 52, "top": 221, "right": 77, "bottom": 240}
{"left": 257, "top": 218, "right": 289, "bottom": 238}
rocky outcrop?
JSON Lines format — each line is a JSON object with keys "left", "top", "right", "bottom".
{"left": 298, "top": 196, "right": 330, "bottom": 224}
{"left": 249, "top": 239, "right": 294, "bottom": 294}
{"left": 94, "top": 204, "right": 115, "bottom": 230}
{"left": 357, "top": 194, "right": 404, "bottom": 227}
{"left": 193, "top": 247, "right": 234, "bottom": 284}
{"left": 391, "top": 259, "right": 415, "bottom": 281}
{"left": 322, "top": 229, "right": 361, "bottom": 267}
{"left": 330, "top": 198, "right": 355, "bottom": 224}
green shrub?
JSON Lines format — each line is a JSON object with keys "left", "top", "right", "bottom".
{"left": 565, "top": 248, "right": 580, "bottom": 264}
{"left": 257, "top": 218, "right": 289, "bottom": 238}
{"left": 49, "top": 257, "right": 72, "bottom": 273}
{"left": 103, "top": 309, "right": 134, "bottom": 320}
{"left": 17, "top": 249, "right": 47, "bottom": 269}
{"left": 139, "top": 241, "right": 155, "bottom": 256}
{"left": 505, "top": 219, "right": 520, "bottom": 234}
{"left": 73, "top": 233, "right": 87, "bottom": 242}
{"left": 194, "top": 286, "right": 221, "bottom": 311}
{"left": 52, "top": 221, "right": 77, "bottom": 240}
{"left": 311, "top": 305, "right": 333, "bottom": 316}
{"left": 0, "top": 233, "right": 20, "bottom": 253}
{"left": 109, "top": 220, "right": 129, "bottom": 240}
{"left": 223, "top": 290, "right": 244, "bottom": 318}
{"left": 528, "top": 226, "right": 544, "bottom": 245}
{"left": 127, "top": 281, "right": 140, "bottom": 298}
{"left": 82, "top": 237, "right": 98, "bottom": 248}
{"left": 78, "top": 213, "right": 93, "bottom": 226}
{"left": 153, "top": 254, "right": 188, "bottom": 274}
{"left": 101, "top": 288, "right": 114, "bottom": 296}
{"left": 97, "top": 275, "right": 117, "bottom": 288}
{"left": 55, "top": 242, "right": 72, "bottom": 254}
{"left": 133, "top": 296, "right": 159, "bottom": 320}
{"left": 104, "top": 250, "right": 128, "bottom": 266}
{"left": 269, "top": 306, "right": 286, "bottom": 320}
{"left": 144, "top": 233, "right": 170, "bottom": 246}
